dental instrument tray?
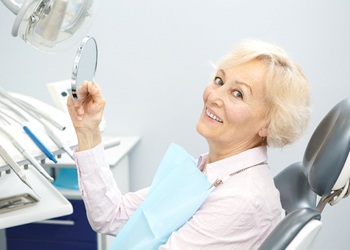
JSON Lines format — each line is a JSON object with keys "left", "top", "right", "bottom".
{"left": 0, "top": 91, "right": 77, "bottom": 172}
{"left": 0, "top": 193, "right": 39, "bottom": 214}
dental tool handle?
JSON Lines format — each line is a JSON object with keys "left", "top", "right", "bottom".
{"left": 0, "top": 145, "right": 33, "bottom": 190}
{"left": 22, "top": 150, "right": 54, "bottom": 182}
{"left": 12, "top": 139, "right": 54, "bottom": 182}
{"left": 23, "top": 126, "right": 58, "bottom": 163}
{"left": 14, "top": 96, "right": 66, "bottom": 131}
{"left": 46, "top": 126, "right": 74, "bottom": 160}
{"left": 62, "top": 145, "right": 74, "bottom": 161}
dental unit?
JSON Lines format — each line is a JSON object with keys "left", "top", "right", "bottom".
{"left": 0, "top": 0, "right": 101, "bottom": 236}
{"left": 0, "top": 93, "right": 75, "bottom": 221}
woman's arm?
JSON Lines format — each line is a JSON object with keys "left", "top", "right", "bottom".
{"left": 67, "top": 82, "right": 149, "bottom": 235}
{"left": 75, "top": 144, "right": 148, "bottom": 235}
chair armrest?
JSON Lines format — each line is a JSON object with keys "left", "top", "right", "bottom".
{"left": 258, "top": 208, "right": 321, "bottom": 250}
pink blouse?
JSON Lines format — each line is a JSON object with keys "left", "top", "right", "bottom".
{"left": 74, "top": 144, "right": 284, "bottom": 249}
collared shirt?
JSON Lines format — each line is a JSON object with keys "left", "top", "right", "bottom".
{"left": 74, "top": 144, "right": 285, "bottom": 250}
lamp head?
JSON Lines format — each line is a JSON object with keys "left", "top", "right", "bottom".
{"left": 3, "top": 0, "right": 99, "bottom": 53}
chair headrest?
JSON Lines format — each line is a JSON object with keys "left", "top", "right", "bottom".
{"left": 303, "top": 98, "right": 350, "bottom": 197}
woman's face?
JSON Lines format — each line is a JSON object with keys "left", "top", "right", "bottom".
{"left": 196, "top": 59, "right": 269, "bottom": 160}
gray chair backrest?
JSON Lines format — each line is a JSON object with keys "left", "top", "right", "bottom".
{"left": 274, "top": 162, "right": 316, "bottom": 214}
{"left": 304, "top": 98, "right": 350, "bottom": 197}
{"left": 259, "top": 97, "right": 350, "bottom": 250}
{"left": 276, "top": 97, "right": 350, "bottom": 213}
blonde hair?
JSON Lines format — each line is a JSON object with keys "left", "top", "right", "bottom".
{"left": 217, "top": 40, "right": 311, "bottom": 147}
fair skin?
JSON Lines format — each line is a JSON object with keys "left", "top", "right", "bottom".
{"left": 68, "top": 59, "right": 269, "bottom": 160}
{"left": 67, "top": 81, "right": 105, "bottom": 151}
{"left": 196, "top": 59, "right": 269, "bottom": 164}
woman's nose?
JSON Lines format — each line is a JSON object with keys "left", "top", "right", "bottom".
{"left": 207, "top": 87, "right": 225, "bottom": 107}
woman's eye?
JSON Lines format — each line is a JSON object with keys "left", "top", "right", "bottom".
{"left": 214, "top": 77, "right": 224, "bottom": 86}
{"left": 233, "top": 90, "right": 243, "bottom": 99}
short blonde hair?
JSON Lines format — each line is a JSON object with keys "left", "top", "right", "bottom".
{"left": 217, "top": 40, "right": 311, "bottom": 147}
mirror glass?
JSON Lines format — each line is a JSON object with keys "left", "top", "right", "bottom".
{"left": 71, "top": 36, "right": 98, "bottom": 100}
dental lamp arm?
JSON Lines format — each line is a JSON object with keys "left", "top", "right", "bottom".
{"left": 0, "top": 0, "right": 20, "bottom": 15}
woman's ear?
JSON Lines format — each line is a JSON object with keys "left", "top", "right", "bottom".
{"left": 258, "top": 120, "right": 269, "bottom": 137}
{"left": 258, "top": 128, "right": 268, "bottom": 137}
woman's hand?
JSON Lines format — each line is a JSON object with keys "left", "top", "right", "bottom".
{"left": 67, "top": 81, "right": 106, "bottom": 151}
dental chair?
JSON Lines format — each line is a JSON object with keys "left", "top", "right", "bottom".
{"left": 259, "top": 97, "right": 350, "bottom": 250}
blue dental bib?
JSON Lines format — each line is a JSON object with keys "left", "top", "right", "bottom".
{"left": 109, "top": 143, "right": 212, "bottom": 249}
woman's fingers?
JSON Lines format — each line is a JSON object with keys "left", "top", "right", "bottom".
{"left": 67, "top": 93, "right": 82, "bottom": 122}
{"left": 67, "top": 81, "right": 105, "bottom": 125}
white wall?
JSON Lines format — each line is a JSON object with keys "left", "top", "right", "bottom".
{"left": 1, "top": 0, "right": 350, "bottom": 249}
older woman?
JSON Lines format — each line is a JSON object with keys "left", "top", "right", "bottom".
{"left": 67, "top": 40, "right": 311, "bottom": 249}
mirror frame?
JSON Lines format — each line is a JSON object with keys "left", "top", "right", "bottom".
{"left": 71, "top": 36, "right": 98, "bottom": 100}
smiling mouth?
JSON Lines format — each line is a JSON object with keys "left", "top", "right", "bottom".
{"left": 206, "top": 108, "right": 223, "bottom": 123}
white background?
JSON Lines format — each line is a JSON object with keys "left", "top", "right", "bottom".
{"left": 1, "top": 1, "right": 350, "bottom": 249}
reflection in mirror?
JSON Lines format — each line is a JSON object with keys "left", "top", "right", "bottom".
{"left": 71, "top": 36, "right": 98, "bottom": 100}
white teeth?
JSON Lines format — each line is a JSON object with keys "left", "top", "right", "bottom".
{"left": 206, "top": 109, "right": 223, "bottom": 123}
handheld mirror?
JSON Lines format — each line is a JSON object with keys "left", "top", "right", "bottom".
{"left": 71, "top": 36, "right": 98, "bottom": 100}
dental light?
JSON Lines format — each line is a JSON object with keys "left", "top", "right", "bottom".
{"left": 1, "top": 0, "right": 99, "bottom": 53}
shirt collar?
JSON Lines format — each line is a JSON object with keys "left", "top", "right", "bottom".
{"left": 197, "top": 146, "right": 268, "bottom": 183}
